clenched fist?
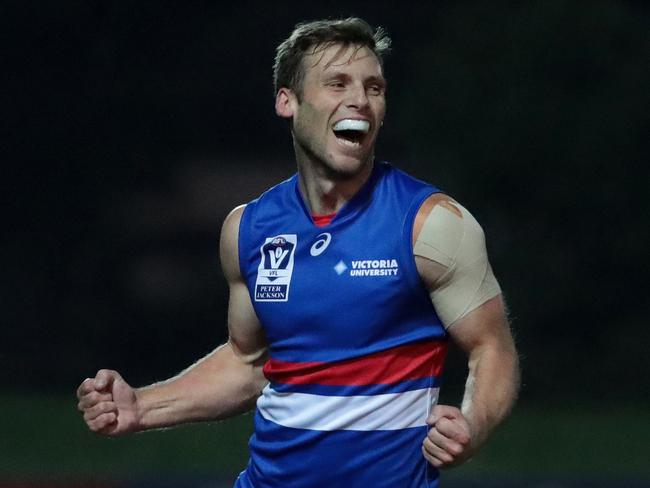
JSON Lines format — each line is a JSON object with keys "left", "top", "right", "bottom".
{"left": 422, "top": 404, "right": 473, "bottom": 468}
{"left": 76, "top": 369, "right": 139, "bottom": 436}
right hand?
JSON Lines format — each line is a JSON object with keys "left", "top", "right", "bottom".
{"left": 76, "top": 369, "right": 139, "bottom": 436}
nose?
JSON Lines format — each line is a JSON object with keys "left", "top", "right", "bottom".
{"left": 346, "top": 83, "right": 369, "bottom": 109}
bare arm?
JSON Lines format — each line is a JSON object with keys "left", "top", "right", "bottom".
{"left": 414, "top": 193, "right": 519, "bottom": 467}
{"left": 77, "top": 205, "right": 269, "bottom": 435}
{"left": 135, "top": 204, "right": 268, "bottom": 429}
{"left": 449, "top": 294, "right": 519, "bottom": 452}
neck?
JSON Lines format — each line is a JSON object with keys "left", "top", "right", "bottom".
{"left": 296, "top": 156, "right": 374, "bottom": 215}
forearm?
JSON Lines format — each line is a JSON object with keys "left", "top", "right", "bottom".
{"left": 460, "top": 341, "right": 519, "bottom": 450}
{"left": 134, "top": 342, "right": 267, "bottom": 431}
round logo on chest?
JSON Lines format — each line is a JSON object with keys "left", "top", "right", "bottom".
{"left": 310, "top": 232, "right": 332, "bottom": 256}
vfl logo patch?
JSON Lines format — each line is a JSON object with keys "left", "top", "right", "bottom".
{"left": 255, "top": 235, "right": 297, "bottom": 302}
{"left": 310, "top": 232, "right": 332, "bottom": 257}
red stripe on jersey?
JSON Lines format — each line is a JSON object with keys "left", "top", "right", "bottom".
{"left": 264, "top": 340, "right": 447, "bottom": 386}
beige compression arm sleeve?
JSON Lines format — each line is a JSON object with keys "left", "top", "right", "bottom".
{"left": 413, "top": 200, "right": 501, "bottom": 328}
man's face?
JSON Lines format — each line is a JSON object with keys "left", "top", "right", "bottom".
{"left": 277, "top": 43, "right": 387, "bottom": 178}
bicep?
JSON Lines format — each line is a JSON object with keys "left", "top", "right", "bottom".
{"left": 220, "top": 205, "right": 268, "bottom": 364}
{"left": 228, "top": 280, "right": 268, "bottom": 363}
{"left": 446, "top": 294, "right": 514, "bottom": 357}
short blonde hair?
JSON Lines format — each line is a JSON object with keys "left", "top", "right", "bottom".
{"left": 273, "top": 17, "right": 391, "bottom": 98}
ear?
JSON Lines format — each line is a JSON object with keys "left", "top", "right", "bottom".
{"left": 275, "top": 87, "right": 297, "bottom": 119}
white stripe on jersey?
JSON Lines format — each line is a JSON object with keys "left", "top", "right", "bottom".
{"left": 257, "top": 384, "right": 440, "bottom": 431}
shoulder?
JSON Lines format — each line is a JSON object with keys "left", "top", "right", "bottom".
{"left": 413, "top": 194, "right": 501, "bottom": 327}
{"left": 412, "top": 193, "right": 487, "bottom": 286}
{"left": 222, "top": 204, "right": 247, "bottom": 238}
{"left": 220, "top": 204, "right": 247, "bottom": 282}
{"left": 412, "top": 193, "right": 482, "bottom": 247}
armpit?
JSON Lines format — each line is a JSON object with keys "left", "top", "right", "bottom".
{"left": 229, "top": 340, "right": 268, "bottom": 365}
{"left": 414, "top": 199, "right": 501, "bottom": 328}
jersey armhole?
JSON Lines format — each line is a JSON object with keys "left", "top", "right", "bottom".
{"left": 401, "top": 187, "right": 441, "bottom": 298}
{"left": 237, "top": 203, "right": 254, "bottom": 287}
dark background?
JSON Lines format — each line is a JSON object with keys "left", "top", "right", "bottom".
{"left": 3, "top": 0, "right": 649, "bottom": 421}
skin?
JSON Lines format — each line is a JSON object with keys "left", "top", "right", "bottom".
{"left": 77, "top": 42, "right": 519, "bottom": 469}
{"left": 77, "top": 205, "right": 267, "bottom": 435}
{"left": 275, "top": 43, "right": 386, "bottom": 214}
{"left": 414, "top": 195, "right": 519, "bottom": 467}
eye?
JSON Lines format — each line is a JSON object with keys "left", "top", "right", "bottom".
{"left": 367, "top": 84, "right": 385, "bottom": 96}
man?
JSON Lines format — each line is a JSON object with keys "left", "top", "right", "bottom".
{"left": 77, "top": 18, "right": 519, "bottom": 487}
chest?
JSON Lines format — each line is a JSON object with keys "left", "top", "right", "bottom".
{"left": 245, "top": 216, "right": 420, "bottom": 353}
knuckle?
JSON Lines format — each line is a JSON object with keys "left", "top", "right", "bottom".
{"left": 97, "top": 369, "right": 117, "bottom": 380}
{"left": 448, "top": 443, "right": 462, "bottom": 456}
{"left": 421, "top": 447, "right": 435, "bottom": 464}
{"left": 83, "top": 391, "right": 97, "bottom": 402}
{"left": 77, "top": 379, "right": 91, "bottom": 397}
{"left": 92, "top": 401, "right": 114, "bottom": 416}
{"left": 93, "top": 414, "right": 111, "bottom": 431}
{"left": 102, "top": 401, "right": 116, "bottom": 412}
{"left": 428, "top": 456, "right": 442, "bottom": 467}
{"left": 427, "top": 428, "right": 439, "bottom": 440}
{"left": 84, "top": 402, "right": 106, "bottom": 421}
{"left": 441, "top": 451, "right": 454, "bottom": 463}
{"left": 88, "top": 403, "right": 101, "bottom": 416}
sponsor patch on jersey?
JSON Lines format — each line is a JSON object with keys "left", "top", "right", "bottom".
{"left": 310, "top": 232, "right": 332, "bottom": 257}
{"left": 255, "top": 235, "right": 297, "bottom": 302}
{"left": 349, "top": 259, "right": 399, "bottom": 277}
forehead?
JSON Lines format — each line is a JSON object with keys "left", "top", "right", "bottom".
{"left": 301, "top": 43, "right": 383, "bottom": 79}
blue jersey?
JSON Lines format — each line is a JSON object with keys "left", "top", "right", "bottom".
{"left": 236, "top": 162, "right": 448, "bottom": 487}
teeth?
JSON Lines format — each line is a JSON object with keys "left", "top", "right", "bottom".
{"left": 333, "top": 119, "right": 370, "bottom": 133}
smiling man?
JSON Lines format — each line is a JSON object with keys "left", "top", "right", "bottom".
{"left": 77, "top": 18, "right": 519, "bottom": 487}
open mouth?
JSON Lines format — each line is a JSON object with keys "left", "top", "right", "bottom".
{"left": 332, "top": 119, "right": 370, "bottom": 147}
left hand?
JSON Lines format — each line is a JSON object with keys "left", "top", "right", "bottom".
{"left": 422, "top": 404, "right": 473, "bottom": 468}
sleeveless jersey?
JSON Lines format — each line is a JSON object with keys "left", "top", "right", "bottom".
{"left": 236, "top": 162, "right": 448, "bottom": 488}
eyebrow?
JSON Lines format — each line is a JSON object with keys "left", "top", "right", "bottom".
{"left": 322, "top": 71, "right": 387, "bottom": 87}
{"left": 366, "top": 75, "right": 387, "bottom": 88}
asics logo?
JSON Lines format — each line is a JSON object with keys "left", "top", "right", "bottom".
{"left": 310, "top": 233, "right": 332, "bottom": 256}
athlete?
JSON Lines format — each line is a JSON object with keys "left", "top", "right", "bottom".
{"left": 77, "top": 18, "right": 519, "bottom": 487}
